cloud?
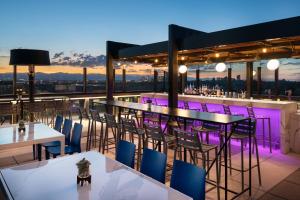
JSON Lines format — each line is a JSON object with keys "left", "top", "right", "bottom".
{"left": 51, "top": 51, "right": 106, "bottom": 67}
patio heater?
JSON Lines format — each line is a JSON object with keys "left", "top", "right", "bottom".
{"left": 9, "top": 49, "right": 50, "bottom": 122}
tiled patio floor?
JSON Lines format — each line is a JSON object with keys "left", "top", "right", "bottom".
{"left": 1, "top": 121, "right": 300, "bottom": 200}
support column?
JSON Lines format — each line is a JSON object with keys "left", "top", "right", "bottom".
{"left": 227, "top": 67, "right": 232, "bottom": 93}
{"left": 168, "top": 25, "right": 179, "bottom": 108}
{"left": 113, "top": 68, "right": 116, "bottom": 92}
{"left": 106, "top": 41, "right": 114, "bottom": 101}
{"left": 246, "top": 62, "right": 253, "bottom": 98}
{"left": 275, "top": 68, "right": 279, "bottom": 97}
{"left": 196, "top": 68, "right": 200, "bottom": 89}
{"left": 122, "top": 68, "right": 126, "bottom": 92}
{"left": 83, "top": 67, "right": 87, "bottom": 93}
{"left": 154, "top": 70, "right": 158, "bottom": 92}
{"left": 13, "top": 65, "right": 17, "bottom": 97}
{"left": 257, "top": 67, "right": 262, "bottom": 96}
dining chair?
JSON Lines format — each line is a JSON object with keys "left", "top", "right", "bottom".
{"left": 140, "top": 148, "right": 167, "bottom": 183}
{"left": 46, "top": 123, "right": 83, "bottom": 159}
{"left": 54, "top": 115, "right": 63, "bottom": 132}
{"left": 43, "top": 119, "right": 73, "bottom": 160}
{"left": 115, "top": 140, "right": 136, "bottom": 168}
{"left": 170, "top": 160, "right": 206, "bottom": 200}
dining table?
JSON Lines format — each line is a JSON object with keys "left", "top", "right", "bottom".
{"left": 0, "top": 151, "right": 192, "bottom": 200}
{"left": 0, "top": 122, "right": 65, "bottom": 159}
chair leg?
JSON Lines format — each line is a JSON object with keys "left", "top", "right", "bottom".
{"left": 229, "top": 140, "right": 232, "bottom": 175}
{"left": 215, "top": 149, "right": 220, "bottom": 200}
{"left": 262, "top": 119, "right": 265, "bottom": 148}
{"left": 99, "top": 122, "right": 104, "bottom": 152}
{"left": 254, "top": 136, "right": 262, "bottom": 185}
{"left": 45, "top": 150, "right": 50, "bottom": 160}
{"left": 241, "top": 139, "right": 244, "bottom": 191}
{"left": 137, "top": 135, "right": 142, "bottom": 170}
{"left": 37, "top": 144, "right": 42, "bottom": 161}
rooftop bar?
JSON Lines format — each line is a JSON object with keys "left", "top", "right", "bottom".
{"left": 1, "top": 15, "right": 300, "bottom": 200}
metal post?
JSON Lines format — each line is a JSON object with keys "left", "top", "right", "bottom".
{"left": 154, "top": 70, "right": 158, "bottom": 92}
{"left": 122, "top": 68, "right": 126, "bottom": 92}
{"left": 275, "top": 68, "right": 279, "bottom": 97}
{"left": 113, "top": 68, "right": 116, "bottom": 92}
{"left": 83, "top": 67, "right": 87, "bottom": 93}
{"left": 28, "top": 65, "right": 35, "bottom": 122}
{"left": 257, "top": 67, "right": 261, "bottom": 97}
{"left": 168, "top": 25, "right": 179, "bottom": 108}
{"left": 227, "top": 67, "right": 232, "bottom": 93}
{"left": 13, "top": 65, "right": 17, "bottom": 97}
{"left": 246, "top": 62, "right": 253, "bottom": 98}
{"left": 163, "top": 71, "right": 166, "bottom": 92}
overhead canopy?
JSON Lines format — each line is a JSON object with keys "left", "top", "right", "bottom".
{"left": 116, "top": 16, "right": 300, "bottom": 66}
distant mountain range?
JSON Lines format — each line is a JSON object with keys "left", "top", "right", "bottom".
{"left": 0, "top": 72, "right": 151, "bottom": 81}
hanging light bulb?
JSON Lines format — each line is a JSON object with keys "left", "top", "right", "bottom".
{"left": 154, "top": 58, "right": 159, "bottom": 63}
{"left": 179, "top": 64, "right": 187, "bottom": 74}
{"left": 253, "top": 70, "right": 257, "bottom": 76}
{"left": 215, "top": 62, "right": 226, "bottom": 72}
{"left": 134, "top": 60, "right": 138, "bottom": 64}
{"left": 267, "top": 59, "right": 280, "bottom": 70}
{"left": 262, "top": 48, "right": 267, "bottom": 53}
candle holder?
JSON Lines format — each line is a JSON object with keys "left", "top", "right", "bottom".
{"left": 76, "top": 158, "right": 91, "bottom": 186}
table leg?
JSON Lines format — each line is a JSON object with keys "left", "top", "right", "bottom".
{"left": 60, "top": 138, "right": 65, "bottom": 156}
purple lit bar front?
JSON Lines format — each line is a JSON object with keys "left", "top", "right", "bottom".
{"left": 141, "top": 96, "right": 280, "bottom": 149}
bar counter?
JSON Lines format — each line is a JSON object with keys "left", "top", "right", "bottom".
{"left": 140, "top": 92, "right": 298, "bottom": 154}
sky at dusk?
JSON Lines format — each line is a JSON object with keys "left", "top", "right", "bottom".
{"left": 0, "top": 0, "right": 300, "bottom": 80}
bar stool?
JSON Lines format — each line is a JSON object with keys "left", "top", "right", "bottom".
{"left": 220, "top": 119, "right": 262, "bottom": 190}
{"left": 121, "top": 117, "right": 145, "bottom": 169}
{"left": 144, "top": 122, "right": 175, "bottom": 156}
{"left": 223, "top": 104, "right": 243, "bottom": 116}
{"left": 88, "top": 109, "right": 105, "bottom": 151}
{"left": 173, "top": 128, "right": 220, "bottom": 200}
{"left": 201, "top": 103, "right": 219, "bottom": 113}
{"left": 191, "top": 122, "right": 221, "bottom": 144}
{"left": 103, "top": 113, "right": 120, "bottom": 153}
{"left": 247, "top": 107, "right": 272, "bottom": 153}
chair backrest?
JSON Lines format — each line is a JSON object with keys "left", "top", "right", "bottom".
{"left": 183, "top": 101, "right": 189, "bottom": 110}
{"left": 121, "top": 117, "right": 138, "bottom": 134}
{"left": 232, "top": 119, "right": 256, "bottom": 135}
{"left": 170, "top": 160, "right": 206, "bottom": 200}
{"left": 223, "top": 104, "right": 231, "bottom": 115}
{"left": 201, "top": 103, "right": 208, "bottom": 112}
{"left": 116, "top": 140, "right": 136, "bottom": 168}
{"left": 70, "top": 123, "right": 82, "bottom": 152}
{"left": 202, "top": 122, "right": 221, "bottom": 131}
{"left": 104, "top": 113, "right": 118, "bottom": 128}
{"left": 144, "top": 123, "right": 164, "bottom": 142}
{"left": 62, "top": 119, "right": 72, "bottom": 145}
{"left": 54, "top": 115, "right": 63, "bottom": 132}
{"left": 174, "top": 129, "right": 201, "bottom": 152}
{"left": 140, "top": 148, "right": 167, "bottom": 183}
{"left": 90, "top": 109, "right": 102, "bottom": 122}
{"left": 247, "top": 107, "right": 255, "bottom": 118}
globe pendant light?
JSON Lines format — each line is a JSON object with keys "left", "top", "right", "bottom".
{"left": 267, "top": 59, "right": 280, "bottom": 70}
{"left": 253, "top": 70, "right": 256, "bottom": 76}
{"left": 179, "top": 64, "right": 187, "bottom": 74}
{"left": 215, "top": 62, "right": 226, "bottom": 72}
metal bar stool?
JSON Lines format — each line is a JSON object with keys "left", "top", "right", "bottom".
{"left": 247, "top": 106, "right": 272, "bottom": 153}
{"left": 201, "top": 103, "right": 219, "bottom": 113}
{"left": 121, "top": 117, "right": 145, "bottom": 170}
{"left": 220, "top": 119, "right": 262, "bottom": 191}
{"left": 191, "top": 122, "right": 221, "bottom": 144}
{"left": 103, "top": 113, "right": 120, "bottom": 153}
{"left": 173, "top": 128, "right": 220, "bottom": 200}
{"left": 88, "top": 109, "right": 105, "bottom": 151}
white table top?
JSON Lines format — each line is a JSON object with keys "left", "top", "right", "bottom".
{"left": 0, "top": 151, "right": 191, "bottom": 200}
{"left": 0, "top": 123, "right": 64, "bottom": 150}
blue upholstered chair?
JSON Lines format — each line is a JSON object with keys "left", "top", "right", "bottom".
{"left": 140, "top": 148, "right": 167, "bottom": 183}
{"left": 43, "top": 119, "right": 73, "bottom": 159}
{"left": 170, "top": 160, "right": 206, "bottom": 200}
{"left": 115, "top": 140, "right": 136, "bottom": 168}
{"left": 54, "top": 115, "right": 63, "bottom": 132}
{"left": 46, "top": 123, "right": 82, "bottom": 159}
